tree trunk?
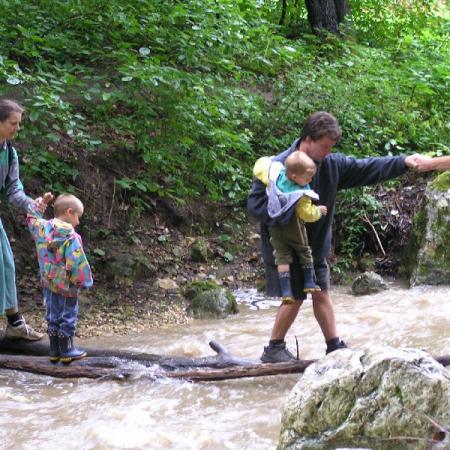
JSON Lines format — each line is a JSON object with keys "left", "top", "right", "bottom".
{"left": 0, "top": 338, "right": 449, "bottom": 382}
{"left": 334, "top": 0, "right": 350, "bottom": 24}
{"left": 304, "top": 0, "right": 351, "bottom": 34}
{"left": 279, "top": 0, "right": 287, "bottom": 25}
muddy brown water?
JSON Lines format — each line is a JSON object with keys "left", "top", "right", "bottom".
{"left": 1, "top": 284, "right": 449, "bottom": 450}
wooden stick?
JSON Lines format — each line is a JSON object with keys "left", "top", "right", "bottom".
{"left": 107, "top": 176, "right": 116, "bottom": 229}
{"left": 362, "top": 211, "right": 386, "bottom": 256}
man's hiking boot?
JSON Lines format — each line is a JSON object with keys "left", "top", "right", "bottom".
{"left": 326, "top": 339, "right": 347, "bottom": 354}
{"left": 302, "top": 266, "right": 321, "bottom": 293}
{"left": 48, "top": 331, "right": 60, "bottom": 362}
{"left": 58, "top": 335, "right": 87, "bottom": 363}
{"left": 260, "top": 342, "right": 296, "bottom": 363}
{"left": 4, "top": 318, "right": 44, "bottom": 341}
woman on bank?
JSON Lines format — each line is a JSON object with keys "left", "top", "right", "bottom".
{"left": 0, "top": 98, "right": 46, "bottom": 340}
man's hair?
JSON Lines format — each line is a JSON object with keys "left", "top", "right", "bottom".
{"left": 0, "top": 98, "right": 24, "bottom": 122}
{"left": 285, "top": 151, "right": 316, "bottom": 178}
{"left": 53, "top": 193, "right": 83, "bottom": 217}
{"left": 300, "top": 111, "right": 342, "bottom": 142}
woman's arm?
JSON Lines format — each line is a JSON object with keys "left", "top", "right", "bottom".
{"left": 5, "top": 146, "right": 33, "bottom": 210}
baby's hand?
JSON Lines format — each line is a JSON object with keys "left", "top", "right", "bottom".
{"left": 319, "top": 205, "right": 328, "bottom": 216}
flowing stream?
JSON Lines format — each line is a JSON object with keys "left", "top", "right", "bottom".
{"left": 1, "top": 284, "right": 449, "bottom": 450}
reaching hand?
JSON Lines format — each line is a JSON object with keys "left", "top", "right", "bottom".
{"left": 33, "top": 192, "right": 54, "bottom": 213}
{"left": 404, "top": 154, "right": 432, "bottom": 171}
{"left": 42, "top": 192, "right": 54, "bottom": 205}
{"left": 319, "top": 205, "right": 328, "bottom": 216}
{"left": 405, "top": 154, "right": 450, "bottom": 172}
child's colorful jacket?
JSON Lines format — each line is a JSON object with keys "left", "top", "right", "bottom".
{"left": 27, "top": 204, "right": 93, "bottom": 297}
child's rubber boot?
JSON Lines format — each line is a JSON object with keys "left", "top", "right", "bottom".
{"left": 58, "top": 335, "right": 87, "bottom": 363}
{"left": 48, "top": 331, "right": 60, "bottom": 362}
{"left": 278, "top": 271, "right": 294, "bottom": 304}
{"left": 302, "top": 266, "right": 321, "bottom": 293}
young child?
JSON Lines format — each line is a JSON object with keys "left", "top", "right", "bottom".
{"left": 27, "top": 192, "right": 93, "bottom": 362}
{"left": 253, "top": 151, "right": 327, "bottom": 302}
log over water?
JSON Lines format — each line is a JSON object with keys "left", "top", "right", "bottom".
{"left": 0, "top": 338, "right": 448, "bottom": 382}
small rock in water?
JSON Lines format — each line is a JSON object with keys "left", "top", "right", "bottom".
{"left": 156, "top": 278, "right": 179, "bottom": 290}
{"left": 351, "top": 271, "right": 388, "bottom": 295}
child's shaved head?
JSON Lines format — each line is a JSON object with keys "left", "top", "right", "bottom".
{"left": 53, "top": 193, "right": 84, "bottom": 217}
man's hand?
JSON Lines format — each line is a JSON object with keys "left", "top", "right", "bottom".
{"left": 318, "top": 205, "right": 328, "bottom": 216}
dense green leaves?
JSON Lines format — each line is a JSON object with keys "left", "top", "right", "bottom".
{"left": 0, "top": 0, "right": 448, "bottom": 205}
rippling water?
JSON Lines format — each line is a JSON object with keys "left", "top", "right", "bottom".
{"left": 1, "top": 284, "right": 449, "bottom": 449}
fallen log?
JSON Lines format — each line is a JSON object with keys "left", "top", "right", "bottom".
{"left": 0, "top": 338, "right": 448, "bottom": 382}
{"left": 0, "top": 354, "right": 121, "bottom": 379}
{"left": 0, "top": 338, "right": 256, "bottom": 370}
{"left": 0, "top": 353, "right": 315, "bottom": 381}
{"left": 0, "top": 338, "right": 314, "bottom": 381}
{"left": 163, "top": 359, "right": 315, "bottom": 382}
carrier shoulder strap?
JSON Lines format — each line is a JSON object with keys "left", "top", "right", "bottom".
{"left": 5, "top": 140, "right": 14, "bottom": 166}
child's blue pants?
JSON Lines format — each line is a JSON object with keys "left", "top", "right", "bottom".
{"left": 44, "top": 288, "right": 79, "bottom": 337}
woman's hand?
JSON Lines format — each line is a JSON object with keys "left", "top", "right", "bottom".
{"left": 404, "top": 154, "right": 432, "bottom": 171}
{"left": 33, "top": 192, "right": 54, "bottom": 213}
{"left": 405, "top": 154, "right": 450, "bottom": 172}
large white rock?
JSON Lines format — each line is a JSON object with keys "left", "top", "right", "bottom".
{"left": 279, "top": 346, "right": 450, "bottom": 450}
{"left": 405, "top": 172, "right": 450, "bottom": 285}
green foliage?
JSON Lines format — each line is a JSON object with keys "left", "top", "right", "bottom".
{"left": 253, "top": 1, "right": 449, "bottom": 159}
{"left": 23, "top": 148, "right": 78, "bottom": 193}
{"left": 0, "top": 0, "right": 448, "bottom": 211}
{"left": 350, "top": 0, "right": 439, "bottom": 46}
{"left": 182, "top": 280, "right": 222, "bottom": 301}
{"left": 431, "top": 171, "right": 450, "bottom": 192}
{"left": 333, "top": 187, "right": 383, "bottom": 273}
{"left": 1, "top": 0, "right": 300, "bottom": 201}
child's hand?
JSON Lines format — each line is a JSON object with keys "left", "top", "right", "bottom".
{"left": 319, "top": 205, "right": 328, "bottom": 216}
{"left": 42, "top": 192, "right": 54, "bottom": 205}
{"left": 33, "top": 192, "right": 54, "bottom": 213}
